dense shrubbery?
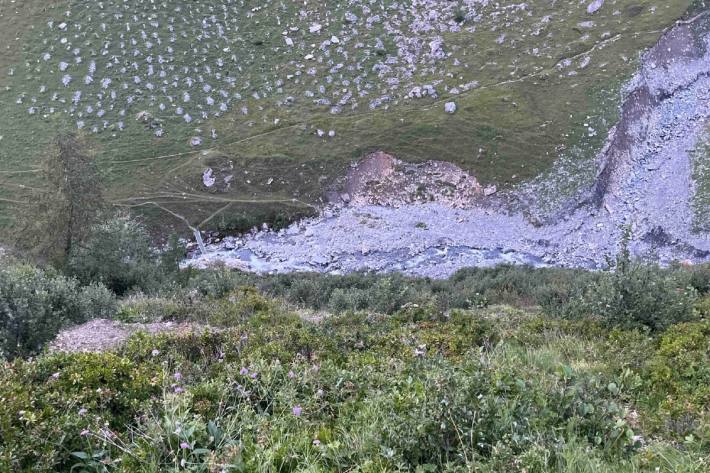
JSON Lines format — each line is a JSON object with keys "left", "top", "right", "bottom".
{"left": 68, "top": 213, "right": 184, "bottom": 295}
{"left": 646, "top": 321, "right": 710, "bottom": 438}
{"left": 558, "top": 247, "right": 700, "bottom": 331}
{"left": 179, "top": 259, "right": 708, "bottom": 333}
{"left": 0, "top": 262, "right": 115, "bottom": 358}
{"left": 0, "top": 352, "right": 161, "bottom": 471}
{"left": 2, "top": 221, "right": 710, "bottom": 471}
{"left": 1, "top": 302, "right": 708, "bottom": 472}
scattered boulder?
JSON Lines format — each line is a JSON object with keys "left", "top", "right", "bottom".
{"left": 202, "top": 168, "right": 216, "bottom": 188}
{"left": 587, "top": 0, "right": 605, "bottom": 14}
{"left": 484, "top": 185, "right": 497, "bottom": 196}
{"left": 444, "top": 102, "right": 457, "bottom": 114}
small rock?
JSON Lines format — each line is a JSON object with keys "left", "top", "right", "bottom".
{"left": 328, "top": 130, "right": 336, "bottom": 137}
{"left": 202, "top": 168, "right": 215, "bottom": 187}
{"left": 444, "top": 102, "right": 457, "bottom": 114}
{"left": 587, "top": 0, "right": 605, "bottom": 14}
{"left": 483, "top": 185, "right": 497, "bottom": 196}
{"left": 309, "top": 23, "right": 322, "bottom": 33}
{"left": 340, "top": 193, "right": 351, "bottom": 203}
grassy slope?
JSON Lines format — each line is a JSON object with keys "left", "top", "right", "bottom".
{"left": 0, "top": 0, "right": 693, "bottom": 236}
{"left": 691, "top": 125, "right": 710, "bottom": 232}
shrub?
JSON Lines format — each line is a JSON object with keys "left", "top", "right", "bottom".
{"left": 557, "top": 242, "right": 698, "bottom": 331}
{"left": 0, "top": 352, "right": 161, "bottom": 471}
{"left": 0, "top": 263, "right": 116, "bottom": 358}
{"left": 115, "top": 294, "right": 194, "bottom": 323}
{"left": 645, "top": 321, "right": 710, "bottom": 439}
{"left": 68, "top": 213, "right": 182, "bottom": 295}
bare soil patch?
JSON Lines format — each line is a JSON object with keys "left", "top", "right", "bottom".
{"left": 332, "top": 151, "right": 488, "bottom": 208}
{"left": 48, "top": 319, "right": 215, "bottom": 354}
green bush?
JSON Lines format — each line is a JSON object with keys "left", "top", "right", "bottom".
{"left": 645, "top": 321, "right": 710, "bottom": 440}
{"left": 557, "top": 244, "right": 698, "bottom": 331}
{"left": 0, "top": 262, "right": 116, "bottom": 358}
{"left": 0, "top": 352, "right": 161, "bottom": 471}
{"left": 68, "top": 213, "right": 183, "bottom": 295}
{"left": 115, "top": 294, "right": 197, "bottom": 323}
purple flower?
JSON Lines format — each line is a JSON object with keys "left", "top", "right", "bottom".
{"left": 174, "top": 386, "right": 184, "bottom": 394}
{"left": 174, "top": 372, "right": 182, "bottom": 381}
{"left": 51, "top": 372, "right": 60, "bottom": 380}
{"left": 313, "top": 439, "right": 321, "bottom": 446}
{"left": 78, "top": 408, "right": 87, "bottom": 416}
{"left": 287, "top": 370, "right": 295, "bottom": 379}
{"left": 80, "top": 429, "right": 90, "bottom": 437}
{"left": 292, "top": 405, "right": 303, "bottom": 417}
{"left": 250, "top": 372, "right": 258, "bottom": 379}
{"left": 239, "top": 367, "right": 249, "bottom": 376}
{"left": 180, "top": 441, "right": 191, "bottom": 449}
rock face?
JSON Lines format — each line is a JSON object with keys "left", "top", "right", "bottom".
{"left": 590, "top": 15, "right": 710, "bottom": 219}
{"left": 332, "top": 151, "right": 484, "bottom": 208}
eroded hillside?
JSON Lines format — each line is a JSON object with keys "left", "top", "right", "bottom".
{"left": 0, "top": 0, "right": 700, "bottom": 236}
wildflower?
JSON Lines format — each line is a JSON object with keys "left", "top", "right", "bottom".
{"left": 78, "top": 408, "right": 87, "bottom": 416}
{"left": 180, "top": 441, "right": 191, "bottom": 449}
{"left": 287, "top": 370, "right": 295, "bottom": 379}
{"left": 292, "top": 405, "right": 302, "bottom": 417}
{"left": 80, "top": 429, "right": 90, "bottom": 437}
{"left": 51, "top": 372, "right": 60, "bottom": 380}
{"left": 151, "top": 349, "right": 160, "bottom": 357}
{"left": 174, "top": 386, "right": 184, "bottom": 394}
{"left": 313, "top": 439, "right": 321, "bottom": 446}
{"left": 250, "top": 372, "right": 258, "bottom": 379}
{"left": 174, "top": 372, "right": 182, "bottom": 381}
{"left": 239, "top": 367, "right": 249, "bottom": 376}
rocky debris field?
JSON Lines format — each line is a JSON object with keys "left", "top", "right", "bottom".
{"left": 187, "top": 13, "right": 710, "bottom": 277}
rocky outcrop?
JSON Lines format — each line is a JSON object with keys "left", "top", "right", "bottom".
{"left": 330, "top": 151, "right": 484, "bottom": 208}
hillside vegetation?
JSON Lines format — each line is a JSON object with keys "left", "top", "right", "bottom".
{"left": 0, "top": 0, "right": 697, "bottom": 235}
{"left": 0, "top": 228, "right": 709, "bottom": 471}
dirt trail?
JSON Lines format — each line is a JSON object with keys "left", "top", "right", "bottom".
{"left": 186, "top": 16, "right": 710, "bottom": 277}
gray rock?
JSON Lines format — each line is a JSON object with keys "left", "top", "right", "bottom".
{"left": 587, "top": 0, "right": 605, "bottom": 14}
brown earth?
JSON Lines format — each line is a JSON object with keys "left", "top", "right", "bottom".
{"left": 330, "top": 151, "right": 492, "bottom": 208}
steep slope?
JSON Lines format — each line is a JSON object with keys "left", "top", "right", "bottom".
{"left": 189, "top": 11, "right": 710, "bottom": 275}
{"left": 0, "top": 0, "right": 696, "bottom": 236}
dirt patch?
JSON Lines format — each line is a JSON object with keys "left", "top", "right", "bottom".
{"left": 332, "top": 151, "right": 487, "bottom": 208}
{"left": 48, "top": 319, "right": 215, "bottom": 354}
